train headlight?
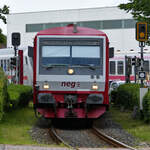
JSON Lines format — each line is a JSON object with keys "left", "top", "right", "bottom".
{"left": 43, "top": 82, "right": 50, "bottom": 89}
{"left": 91, "top": 83, "right": 99, "bottom": 90}
{"left": 68, "top": 68, "right": 74, "bottom": 75}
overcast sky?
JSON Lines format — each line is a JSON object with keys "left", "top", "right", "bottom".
{"left": 0, "top": 0, "right": 129, "bottom": 34}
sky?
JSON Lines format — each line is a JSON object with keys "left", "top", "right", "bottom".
{"left": 0, "top": 0, "right": 129, "bottom": 35}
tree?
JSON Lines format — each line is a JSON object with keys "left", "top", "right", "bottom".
{"left": 0, "top": 29, "right": 6, "bottom": 44}
{"left": 0, "top": 5, "right": 9, "bottom": 24}
{"left": 0, "top": 5, "right": 9, "bottom": 46}
{"left": 119, "top": 0, "right": 150, "bottom": 42}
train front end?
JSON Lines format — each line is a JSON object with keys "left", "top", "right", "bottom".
{"left": 33, "top": 25, "right": 109, "bottom": 119}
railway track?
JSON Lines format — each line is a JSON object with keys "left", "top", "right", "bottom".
{"left": 49, "top": 125, "right": 137, "bottom": 150}
{"left": 91, "top": 126, "right": 137, "bottom": 150}
{"left": 49, "top": 126, "right": 77, "bottom": 150}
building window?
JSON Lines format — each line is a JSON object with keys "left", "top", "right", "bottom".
{"left": 124, "top": 19, "right": 136, "bottom": 28}
{"left": 44, "top": 23, "right": 61, "bottom": 29}
{"left": 26, "top": 19, "right": 136, "bottom": 33}
{"left": 109, "top": 61, "right": 116, "bottom": 74}
{"left": 79, "top": 21, "right": 101, "bottom": 29}
{"left": 26, "top": 24, "right": 44, "bottom": 32}
{"left": 117, "top": 61, "right": 124, "bottom": 75}
{"left": 103, "top": 20, "right": 122, "bottom": 29}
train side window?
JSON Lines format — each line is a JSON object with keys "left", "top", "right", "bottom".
{"left": 109, "top": 61, "right": 116, "bottom": 74}
{"left": 117, "top": 61, "right": 124, "bottom": 75}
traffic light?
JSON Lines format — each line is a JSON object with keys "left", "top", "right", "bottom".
{"left": 132, "top": 57, "right": 137, "bottom": 66}
{"left": 10, "top": 57, "right": 16, "bottom": 66}
{"left": 137, "top": 58, "right": 141, "bottom": 67}
{"left": 136, "top": 22, "right": 148, "bottom": 42}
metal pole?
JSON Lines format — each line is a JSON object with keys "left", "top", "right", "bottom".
{"left": 14, "top": 46, "right": 17, "bottom": 56}
{"left": 140, "top": 42, "right": 145, "bottom": 87}
{"left": 134, "top": 66, "right": 137, "bottom": 83}
{"left": 134, "top": 56, "right": 137, "bottom": 83}
{"left": 14, "top": 46, "right": 18, "bottom": 84}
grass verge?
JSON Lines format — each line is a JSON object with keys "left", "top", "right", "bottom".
{"left": 0, "top": 103, "right": 43, "bottom": 145}
{"left": 110, "top": 105, "right": 150, "bottom": 143}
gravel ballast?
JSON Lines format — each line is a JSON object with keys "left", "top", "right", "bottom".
{"left": 29, "top": 112, "right": 150, "bottom": 148}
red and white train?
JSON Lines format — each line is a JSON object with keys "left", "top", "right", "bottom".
{"left": 0, "top": 47, "right": 33, "bottom": 85}
{"left": 2, "top": 24, "right": 149, "bottom": 119}
{"left": 109, "top": 51, "right": 150, "bottom": 84}
{"left": 33, "top": 24, "right": 113, "bottom": 119}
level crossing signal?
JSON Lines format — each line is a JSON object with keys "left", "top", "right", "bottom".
{"left": 132, "top": 57, "right": 141, "bottom": 67}
{"left": 136, "top": 22, "right": 148, "bottom": 42}
{"left": 11, "top": 32, "right": 21, "bottom": 46}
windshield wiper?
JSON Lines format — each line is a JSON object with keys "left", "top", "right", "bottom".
{"left": 76, "top": 64, "right": 96, "bottom": 70}
{"left": 42, "top": 64, "right": 68, "bottom": 69}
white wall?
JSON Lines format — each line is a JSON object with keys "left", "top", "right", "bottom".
{"left": 7, "top": 6, "right": 149, "bottom": 52}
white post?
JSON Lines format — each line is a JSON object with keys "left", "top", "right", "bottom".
{"left": 140, "top": 88, "right": 148, "bottom": 110}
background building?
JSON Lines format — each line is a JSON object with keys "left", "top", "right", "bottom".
{"left": 7, "top": 6, "right": 149, "bottom": 53}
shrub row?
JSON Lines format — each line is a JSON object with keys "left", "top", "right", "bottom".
{"left": 143, "top": 90, "right": 150, "bottom": 123}
{"left": 7, "top": 84, "right": 33, "bottom": 109}
{"left": 0, "top": 68, "right": 8, "bottom": 120}
{"left": 111, "top": 83, "right": 150, "bottom": 122}
{"left": 111, "top": 83, "right": 140, "bottom": 109}
{"left": 0, "top": 68, "right": 33, "bottom": 120}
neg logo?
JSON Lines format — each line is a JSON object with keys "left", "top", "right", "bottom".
{"left": 61, "top": 82, "right": 80, "bottom": 88}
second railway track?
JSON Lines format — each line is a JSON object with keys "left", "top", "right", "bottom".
{"left": 91, "top": 126, "right": 137, "bottom": 150}
{"left": 49, "top": 125, "right": 137, "bottom": 150}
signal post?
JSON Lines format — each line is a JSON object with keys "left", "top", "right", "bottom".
{"left": 136, "top": 22, "right": 149, "bottom": 115}
{"left": 136, "top": 22, "right": 148, "bottom": 87}
{"left": 11, "top": 32, "right": 21, "bottom": 84}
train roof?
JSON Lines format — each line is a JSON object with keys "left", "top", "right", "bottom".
{"left": 0, "top": 48, "right": 14, "bottom": 55}
{"left": 36, "top": 24, "right": 107, "bottom": 37}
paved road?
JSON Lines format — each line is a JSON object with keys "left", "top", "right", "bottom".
{"left": 0, "top": 145, "right": 150, "bottom": 150}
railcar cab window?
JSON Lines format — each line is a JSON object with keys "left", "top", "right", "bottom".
{"left": 72, "top": 46, "right": 100, "bottom": 66}
{"left": 41, "top": 46, "right": 100, "bottom": 66}
{"left": 38, "top": 37, "right": 104, "bottom": 75}
{"left": 42, "top": 46, "right": 70, "bottom": 57}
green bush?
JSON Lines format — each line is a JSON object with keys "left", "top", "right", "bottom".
{"left": 143, "top": 90, "right": 150, "bottom": 123}
{"left": 0, "top": 68, "right": 9, "bottom": 120}
{"left": 7, "top": 84, "right": 33, "bottom": 108}
{"left": 113, "top": 83, "right": 140, "bottom": 109}
{"left": 110, "top": 90, "right": 118, "bottom": 103}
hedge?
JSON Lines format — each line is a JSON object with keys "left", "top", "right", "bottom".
{"left": 112, "top": 83, "right": 140, "bottom": 109}
{"left": 0, "top": 68, "right": 8, "bottom": 120}
{"left": 7, "top": 84, "right": 33, "bottom": 108}
{"left": 143, "top": 90, "right": 150, "bottom": 123}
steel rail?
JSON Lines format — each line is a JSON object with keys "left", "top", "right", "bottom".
{"left": 49, "top": 126, "right": 79, "bottom": 150}
{"left": 92, "top": 126, "right": 137, "bottom": 150}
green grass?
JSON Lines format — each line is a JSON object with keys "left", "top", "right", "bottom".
{"left": 0, "top": 104, "right": 38, "bottom": 145}
{"left": 1, "top": 102, "right": 150, "bottom": 145}
{"left": 0, "top": 103, "right": 65, "bottom": 147}
{"left": 110, "top": 105, "right": 150, "bottom": 143}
